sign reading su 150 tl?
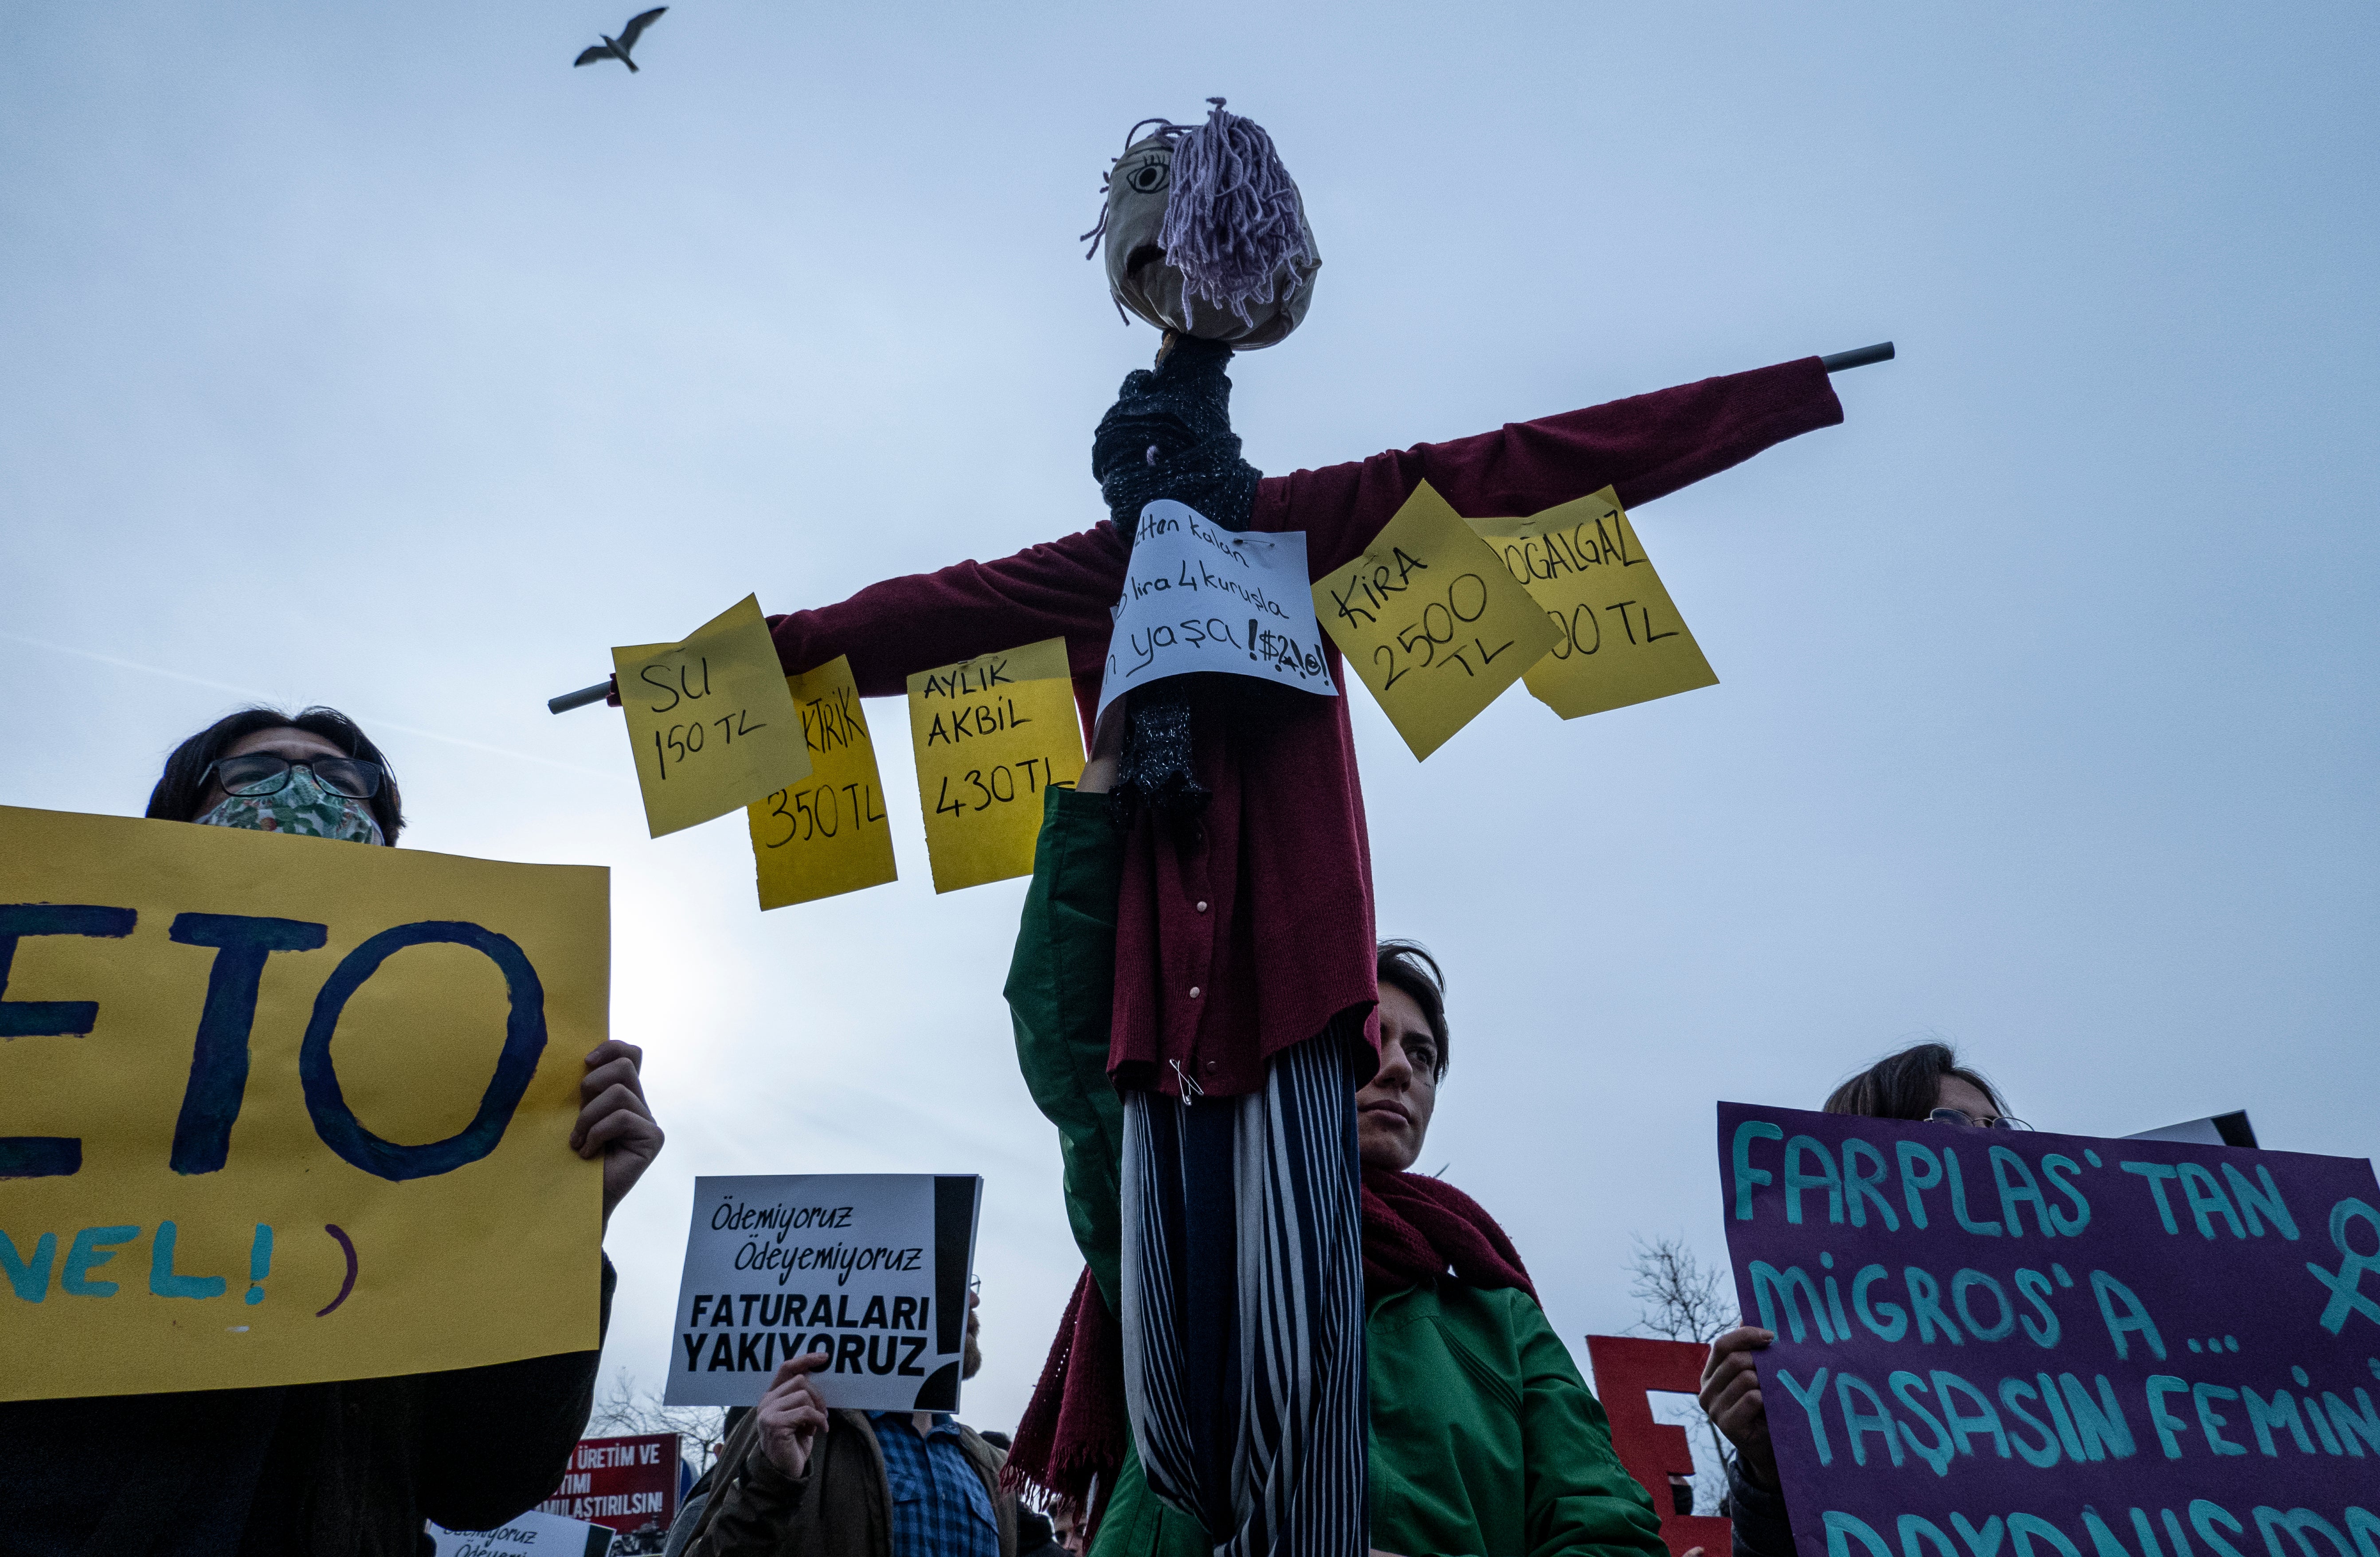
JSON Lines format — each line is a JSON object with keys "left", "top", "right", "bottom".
{"left": 614, "top": 594, "right": 811, "bottom": 838}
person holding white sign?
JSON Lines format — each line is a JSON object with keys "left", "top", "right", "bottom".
{"left": 678, "top": 1289, "right": 1018, "bottom": 1557}
{"left": 0, "top": 705, "right": 666, "bottom": 1553}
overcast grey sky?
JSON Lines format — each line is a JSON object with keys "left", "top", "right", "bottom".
{"left": 4, "top": 3, "right": 2375, "bottom": 1431}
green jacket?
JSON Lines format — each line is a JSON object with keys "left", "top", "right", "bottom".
{"left": 1006, "top": 788, "right": 1666, "bottom": 1557}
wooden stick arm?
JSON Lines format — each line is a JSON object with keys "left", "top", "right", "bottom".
{"left": 549, "top": 342, "right": 1896, "bottom": 713}
{"left": 1822, "top": 341, "right": 1894, "bottom": 372}
{"left": 548, "top": 681, "right": 612, "bottom": 715}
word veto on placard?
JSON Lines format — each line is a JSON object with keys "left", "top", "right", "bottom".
{"left": 613, "top": 594, "right": 810, "bottom": 838}
{"left": 906, "top": 636, "right": 1086, "bottom": 893}
{"left": 1313, "top": 481, "right": 1558, "bottom": 760}
{"left": 1468, "top": 486, "right": 1717, "bottom": 720}
{"left": 0, "top": 806, "right": 603, "bottom": 1402}
{"left": 745, "top": 657, "right": 897, "bottom": 909}
{"left": 1715, "top": 1102, "right": 2380, "bottom": 1557}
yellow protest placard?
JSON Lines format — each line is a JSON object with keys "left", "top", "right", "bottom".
{"left": 614, "top": 595, "right": 811, "bottom": 839}
{"left": 1467, "top": 487, "right": 1718, "bottom": 720}
{"left": 1312, "top": 481, "right": 1560, "bottom": 760}
{"left": 745, "top": 657, "right": 898, "bottom": 909}
{"left": 907, "top": 637, "right": 1086, "bottom": 894}
{"left": 0, "top": 806, "right": 604, "bottom": 1402}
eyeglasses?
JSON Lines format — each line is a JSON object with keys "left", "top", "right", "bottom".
{"left": 1927, "top": 1107, "right": 2029, "bottom": 1131}
{"left": 203, "top": 753, "right": 384, "bottom": 800}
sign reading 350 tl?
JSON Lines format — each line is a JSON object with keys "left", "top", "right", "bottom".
{"left": 0, "top": 806, "right": 606, "bottom": 1401}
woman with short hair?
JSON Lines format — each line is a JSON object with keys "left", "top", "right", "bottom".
{"left": 1699, "top": 1041, "right": 2024, "bottom": 1557}
{"left": 0, "top": 703, "right": 664, "bottom": 1552}
{"left": 145, "top": 704, "right": 407, "bottom": 845}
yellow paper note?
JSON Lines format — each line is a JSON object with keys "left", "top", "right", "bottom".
{"left": 1467, "top": 487, "right": 1718, "bottom": 720}
{"left": 0, "top": 806, "right": 604, "bottom": 1402}
{"left": 746, "top": 657, "right": 898, "bottom": 909}
{"left": 907, "top": 637, "right": 1086, "bottom": 894}
{"left": 613, "top": 595, "right": 812, "bottom": 838}
{"left": 1312, "top": 481, "right": 1560, "bottom": 759}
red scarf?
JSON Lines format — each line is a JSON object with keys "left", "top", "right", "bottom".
{"left": 1001, "top": 1169, "right": 1535, "bottom": 1519}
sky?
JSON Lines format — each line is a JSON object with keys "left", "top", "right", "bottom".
{"left": 3, "top": 2, "right": 2376, "bottom": 1439}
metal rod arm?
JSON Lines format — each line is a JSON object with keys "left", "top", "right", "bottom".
{"left": 1821, "top": 341, "right": 1895, "bottom": 373}
{"left": 548, "top": 681, "right": 613, "bottom": 715}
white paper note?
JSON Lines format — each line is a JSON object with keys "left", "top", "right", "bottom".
{"left": 1096, "top": 500, "right": 1338, "bottom": 743}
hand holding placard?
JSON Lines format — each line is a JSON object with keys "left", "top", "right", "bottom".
{"left": 746, "top": 657, "right": 897, "bottom": 910}
{"left": 613, "top": 595, "right": 811, "bottom": 838}
{"left": 1311, "top": 481, "right": 1558, "bottom": 759}
{"left": 907, "top": 637, "right": 1085, "bottom": 893}
{"left": 0, "top": 806, "right": 604, "bottom": 1402}
{"left": 1467, "top": 487, "right": 1717, "bottom": 720}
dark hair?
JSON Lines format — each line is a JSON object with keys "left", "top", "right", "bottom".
{"left": 146, "top": 706, "right": 405, "bottom": 845}
{"left": 1823, "top": 1041, "right": 2007, "bottom": 1122}
{"left": 1376, "top": 939, "right": 1449, "bottom": 1079}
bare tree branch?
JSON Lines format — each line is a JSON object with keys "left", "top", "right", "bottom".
{"left": 1625, "top": 1235, "right": 1742, "bottom": 1514}
{"left": 587, "top": 1367, "right": 731, "bottom": 1473}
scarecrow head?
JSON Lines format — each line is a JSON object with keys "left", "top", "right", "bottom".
{"left": 1086, "top": 99, "right": 1320, "bottom": 350}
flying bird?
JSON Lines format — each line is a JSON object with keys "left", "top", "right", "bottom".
{"left": 574, "top": 8, "right": 665, "bottom": 72}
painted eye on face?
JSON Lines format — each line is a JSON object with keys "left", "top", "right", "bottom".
{"left": 1125, "top": 157, "right": 1168, "bottom": 194}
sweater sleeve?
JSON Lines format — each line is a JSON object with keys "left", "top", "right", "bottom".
{"left": 769, "top": 525, "right": 1129, "bottom": 696}
{"left": 1511, "top": 1297, "right": 1672, "bottom": 1557}
{"left": 1723, "top": 1454, "right": 1796, "bottom": 1557}
{"left": 1257, "top": 357, "right": 1846, "bottom": 578}
{"left": 412, "top": 1255, "right": 616, "bottom": 1530}
{"left": 1002, "top": 784, "right": 1130, "bottom": 1313}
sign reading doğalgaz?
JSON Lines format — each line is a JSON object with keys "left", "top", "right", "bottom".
{"left": 664, "top": 1173, "right": 981, "bottom": 1413}
{"left": 0, "top": 806, "right": 605, "bottom": 1402}
{"left": 1468, "top": 487, "right": 1717, "bottom": 720}
{"left": 1716, "top": 1102, "right": 2380, "bottom": 1557}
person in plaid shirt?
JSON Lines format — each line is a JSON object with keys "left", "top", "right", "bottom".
{"left": 681, "top": 1291, "right": 1020, "bottom": 1557}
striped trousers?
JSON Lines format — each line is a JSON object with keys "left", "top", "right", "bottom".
{"left": 1118, "top": 1030, "right": 1368, "bottom": 1557}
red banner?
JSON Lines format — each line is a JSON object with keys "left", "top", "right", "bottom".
{"left": 539, "top": 1432, "right": 680, "bottom": 1543}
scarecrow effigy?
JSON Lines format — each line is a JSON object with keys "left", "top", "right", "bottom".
{"left": 751, "top": 101, "right": 1862, "bottom": 1555}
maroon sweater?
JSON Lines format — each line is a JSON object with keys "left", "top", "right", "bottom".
{"left": 767, "top": 356, "right": 1844, "bottom": 1096}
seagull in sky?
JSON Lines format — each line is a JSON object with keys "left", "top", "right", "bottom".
{"left": 575, "top": 8, "right": 666, "bottom": 72}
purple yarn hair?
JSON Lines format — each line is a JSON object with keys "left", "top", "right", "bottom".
{"left": 1081, "top": 99, "right": 1315, "bottom": 329}
{"left": 1161, "top": 99, "right": 1314, "bottom": 328}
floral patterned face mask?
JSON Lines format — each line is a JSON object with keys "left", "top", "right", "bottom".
{"left": 196, "top": 767, "right": 385, "bottom": 845}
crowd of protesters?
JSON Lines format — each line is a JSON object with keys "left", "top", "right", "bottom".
{"left": 0, "top": 703, "right": 2036, "bottom": 1557}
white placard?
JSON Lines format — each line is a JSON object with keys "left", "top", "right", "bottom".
{"left": 662, "top": 1174, "right": 982, "bottom": 1412}
{"left": 1096, "top": 500, "right": 1338, "bottom": 740}
{"left": 427, "top": 1509, "right": 612, "bottom": 1556}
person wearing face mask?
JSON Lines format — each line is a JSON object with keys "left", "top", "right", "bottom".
{"left": 998, "top": 784, "right": 1669, "bottom": 1557}
{"left": 0, "top": 704, "right": 666, "bottom": 1554}
{"left": 1696, "top": 1042, "right": 2026, "bottom": 1557}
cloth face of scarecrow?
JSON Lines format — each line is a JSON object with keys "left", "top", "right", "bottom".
{"left": 1095, "top": 100, "right": 1322, "bottom": 349}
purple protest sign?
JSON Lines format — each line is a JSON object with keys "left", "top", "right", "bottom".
{"left": 1715, "top": 1103, "right": 2380, "bottom": 1557}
